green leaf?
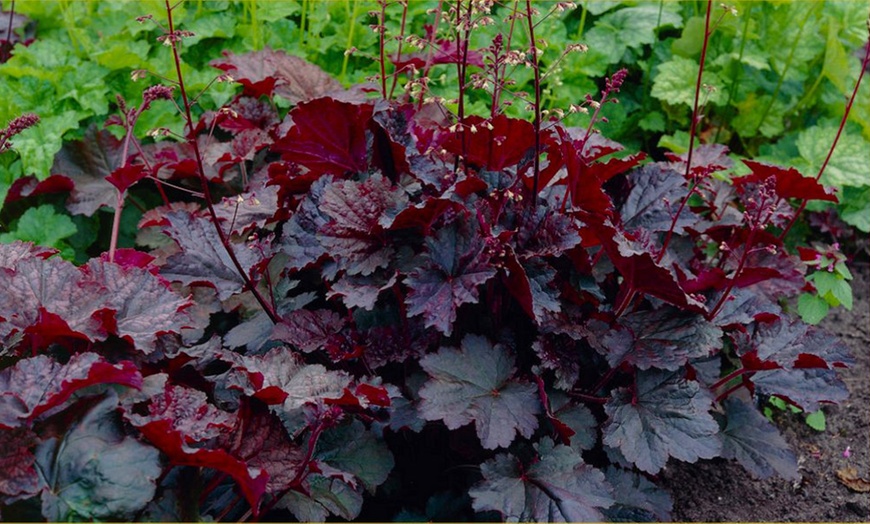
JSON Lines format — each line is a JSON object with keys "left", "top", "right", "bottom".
{"left": 795, "top": 125, "right": 870, "bottom": 189}
{"left": 821, "top": 20, "right": 850, "bottom": 94}
{"left": 418, "top": 334, "right": 540, "bottom": 450}
{"left": 798, "top": 293, "right": 829, "bottom": 325}
{"left": 638, "top": 111, "right": 666, "bottom": 132}
{"left": 811, "top": 271, "right": 853, "bottom": 310}
{"left": 839, "top": 186, "right": 870, "bottom": 232}
{"left": 651, "top": 56, "right": 726, "bottom": 108}
{"left": 469, "top": 438, "right": 614, "bottom": 522}
{"left": 732, "top": 93, "right": 788, "bottom": 138}
{"left": 35, "top": 394, "right": 162, "bottom": 521}
{"left": 0, "top": 204, "right": 77, "bottom": 247}
{"left": 805, "top": 410, "right": 826, "bottom": 432}
{"left": 8, "top": 110, "right": 81, "bottom": 179}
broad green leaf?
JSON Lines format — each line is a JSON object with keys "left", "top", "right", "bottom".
{"left": 805, "top": 410, "right": 826, "bottom": 432}
{"left": 651, "top": 56, "right": 726, "bottom": 108}
{"left": 821, "top": 20, "right": 850, "bottom": 94}
{"left": 811, "top": 271, "right": 853, "bottom": 310}
{"left": 795, "top": 125, "right": 870, "bottom": 189}
{"left": 470, "top": 438, "right": 614, "bottom": 522}
{"left": 798, "top": 293, "right": 829, "bottom": 325}
{"left": 732, "top": 93, "right": 788, "bottom": 138}
{"left": 839, "top": 185, "right": 870, "bottom": 232}
{"left": 585, "top": 5, "right": 683, "bottom": 66}
{"left": 8, "top": 110, "right": 81, "bottom": 180}
{"left": 602, "top": 369, "right": 721, "bottom": 474}
{"left": 0, "top": 204, "right": 77, "bottom": 254}
{"left": 418, "top": 334, "right": 540, "bottom": 450}
{"left": 35, "top": 394, "right": 161, "bottom": 521}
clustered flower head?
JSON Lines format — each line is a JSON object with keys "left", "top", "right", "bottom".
{"left": 0, "top": 113, "right": 40, "bottom": 153}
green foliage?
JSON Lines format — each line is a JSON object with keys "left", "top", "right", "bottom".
{"left": 0, "top": 204, "right": 78, "bottom": 259}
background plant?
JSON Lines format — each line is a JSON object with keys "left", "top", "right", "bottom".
{"left": 0, "top": 0, "right": 867, "bottom": 522}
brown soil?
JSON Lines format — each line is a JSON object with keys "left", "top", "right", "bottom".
{"left": 660, "top": 262, "right": 870, "bottom": 522}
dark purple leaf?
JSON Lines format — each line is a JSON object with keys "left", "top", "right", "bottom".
{"left": 314, "top": 419, "right": 394, "bottom": 493}
{"left": 278, "top": 175, "right": 331, "bottom": 271}
{"left": 0, "top": 352, "right": 141, "bottom": 429}
{"left": 35, "top": 394, "right": 162, "bottom": 521}
{"left": 751, "top": 368, "right": 849, "bottom": 412}
{"left": 440, "top": 114, "right": 535, "bottom": 172}
{"left": 84, "top": 258, "right": 193, "bottom": 354}
{"left": 52, "top": 126, "right": 125, "bottom": 216}
{"left": 735, "top": 160, "right": 838, "bottom": 202}
{"left": 212, "top": 182, "right": 280, "bottom": 236}
{"left": 211, "top": 48, "right": 344, "bottom": 102}
{"left": 0, "top": 240, "right": 56, "bottom": 269}
{"left": 709, "top": 288, "right": 782, "bottom": 327}
{"left": 469, "top": 438, "right": 614, "bottom": 521}
{"left": 515, "top": 205, "right": 583, "bottom": 258}
{"left": 602, "top": 466, "right": 674, "bottom": 522}
{"left": 318, "top": 174, "right": 409, "bottom": 276}
{"left": 105, "top": 163, "right": 147, "bottom": 194}
{"left": 0, "top": 428, "right": 40, "bottom": 504}
{"left": 719, "top": 397, "right": 799, "bottom": 481}
{"left": 738, "top": 318, "right": 854, "bottom": 369}
{"left": 219, "top": 406, "right": 306, "bottom": 493}
{"left": 418, "top": 335, "right": 540, "bottom": 450}
{"left": 405, "top": 218, "right": 496, "bottom": 336}
{"left": 4, "top": 174, "right": 74, "bottom": 205}
{"left": 602, "top": 307, "right": 722, "bottom": 371}
{"left": 272, "top": 309, "right": 346, "bottom": 354}
{"left": 603, "top": 369, "right": 721, "bottom": 474}
{"left": 664, "top": 143, "right": 733, "bottom": 178}
{"left": 621, "top": 163, "right": 698, "bottom": 234}
{"left": 160, "top": 210, "right": 266, "bottom": 300}
{"left": 273, "top": 98, "right": 373, "bottom": 177}
{"left": 503, "top": 253, "right": 560, "bottom": 324}
{"left": 327, "top": 271, "right": 398, "bottom": 310}
{"left": 533, "top": 333, "right": 583, "bottom": 391}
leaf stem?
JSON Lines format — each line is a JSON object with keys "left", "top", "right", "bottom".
{"left": 163, "top": 0, "right": 279, "bottom": 324}
{"left": 525, "top": 0, "right": 541, "bottom": 204}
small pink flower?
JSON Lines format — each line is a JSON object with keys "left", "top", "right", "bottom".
{"left": 844, "top": 446, "right": 851, "bottom": 458}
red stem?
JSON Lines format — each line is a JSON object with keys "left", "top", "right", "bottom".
{"left": 779, "top": 27, "right": 870, "bottom": 240}
{"left": 525, "top": 0, "right": 541, "bottom": 204}
{"left": 378, "top": 1, "right": 388, "bottom": 99}
{"left": 2, "top": 0, "right": 14, "bottom": 62}
{"left": 388, "top": 0, "right": 409, "bottom": 99}
{"left": 658, "top": 0, "right": 713, "bottom": 262}
{"left": 163, "top": 0, "right": 279, "bottom": 324}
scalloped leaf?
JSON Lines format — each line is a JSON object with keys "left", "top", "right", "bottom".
{"left": 318, "top": 174, "right": 408, "bottom": 276}
{"left": 0, "top": 428, "right": 40, "bottom": 504}
{"left": 405, "top": 218, "right": 496, "bottom": 336}
{"left": 0, "top": 353, "right": 142, "bottom": 429}
{"left": 720, "top": 397, "right": 799, "bottom": 481}
{"left": 621, "top": 163, "right": 698, "bottom": 234}
{"left": 602, "top": 307, "right": 722, "bottom": 371}
{"left": 469, "top": 438, "right": 614, "bottom": 521}
{"left": 35, "top": 394, "right": 161, "bottom": 521}
{"left": 418, "top": 334, "right": 540, "bottom": 450}
{"left": 602, "top": 369, "right": 721, "bottom": 474}
{"left": 84, "top": 258, "right": 193, "bottom": 353}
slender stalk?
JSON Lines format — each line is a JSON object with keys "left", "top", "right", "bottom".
{"left": 378, "top": 0, "right": 388, "bottom": 99}
{"left": 340, "top": 0, "right": 360, "bottom": 83}
{"left": 779, "top": 24, "right": 870, "bottom": 240}
{"left": 715, "top": 3, "right": 752, "bottom": 144}
{"left": 1, "top": 0, "right": 14, "bottom": 62}
{"left": 657, "top": 0, "right": 713, "bottom": 263}
{"left": 388, "top": 0, "right": 409, "bottom": 99}
{"left": 163, "top": 0, "right": 279, "bottom": 324}
{"left": 525, "top": 0, "right": 541, "bottom": 204}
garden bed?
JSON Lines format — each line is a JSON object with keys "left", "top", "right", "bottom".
{"left": 663, "top": 261, "right": 870, "bottom": 522}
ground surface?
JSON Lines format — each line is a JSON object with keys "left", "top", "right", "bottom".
{"left": 660, "top": 261, "right": 870, "bottom": 522}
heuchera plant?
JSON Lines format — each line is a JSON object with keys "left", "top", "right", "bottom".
{"left": 1, "top": 1, "right": 865, "bottom": 521}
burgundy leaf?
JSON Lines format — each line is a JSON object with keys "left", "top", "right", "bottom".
{"left": 277, "top": 175, "right": 332, "bottom": 271}
{"left": 125, "top": 383, "right": 237, "bottom": 444}
{"left": 273, "top": 98, "right": 373, "bottom": 177}
{"left": 219, "top": 405, "right": 306, "bottom": 493}
{"left": 405, "top": 218, "right": 496, "bottom": 336}
{"left": 0, "top": 352, "right": 142, "bottom": 429}
{"left": 602, "top": 307, "right": 722, "bottom": 371}
{"left": 272, "top": 309, "right": 346, "bottom": 354}
{"left": 735, "top": 160, "right": 838, "bottom": 202}
{"left": 105, "top": 163, "right": 148, "bottom": 194}
{"left": 3, "top": 174, "right": 74, "bottom": 205}
{"left": 52, "top": 126, "right": 125, "bottom": 216}
{"left": 664, "top": 143, "right": 732, "bottom": 178}
{"left": 160, "top": 210, "right": 266, "bottom": 300}
{"left": 318, "top": 174, "right": 409, "bottom": 276}
{"left": 213, "top": 182, "right": 280, "bottom": 236}
{"left": 211, "top": 48, "right": 343, "bottom": 102}
{"left": 327, "top": 271, "right": 398, "bottom": 310}
{"left": 391, "top": 32, "right": 485, "bottom": 71}
{"left": 514, "top": 205, "right": 583, "bottom": 258}
{"left": 0, "top": 240, "right": 57, "bottom": 269}
{"left": 503, "top": 253, "right": 560, "bottom": 324}
{"left": 84, "top": 258, "right": 194, "bottom": 354}
{"left": 0, "top": 428, "right": 40, "bottom": 504}
{"left": 0, "top": 255, "right": 106, "bottom": 349}
{"left": 440, "top": 114, "right": 535, "bottom": 172}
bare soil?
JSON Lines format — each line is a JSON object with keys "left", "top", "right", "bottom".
{"left": 660, "top": 262, "right": 870, "bottom": 522}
